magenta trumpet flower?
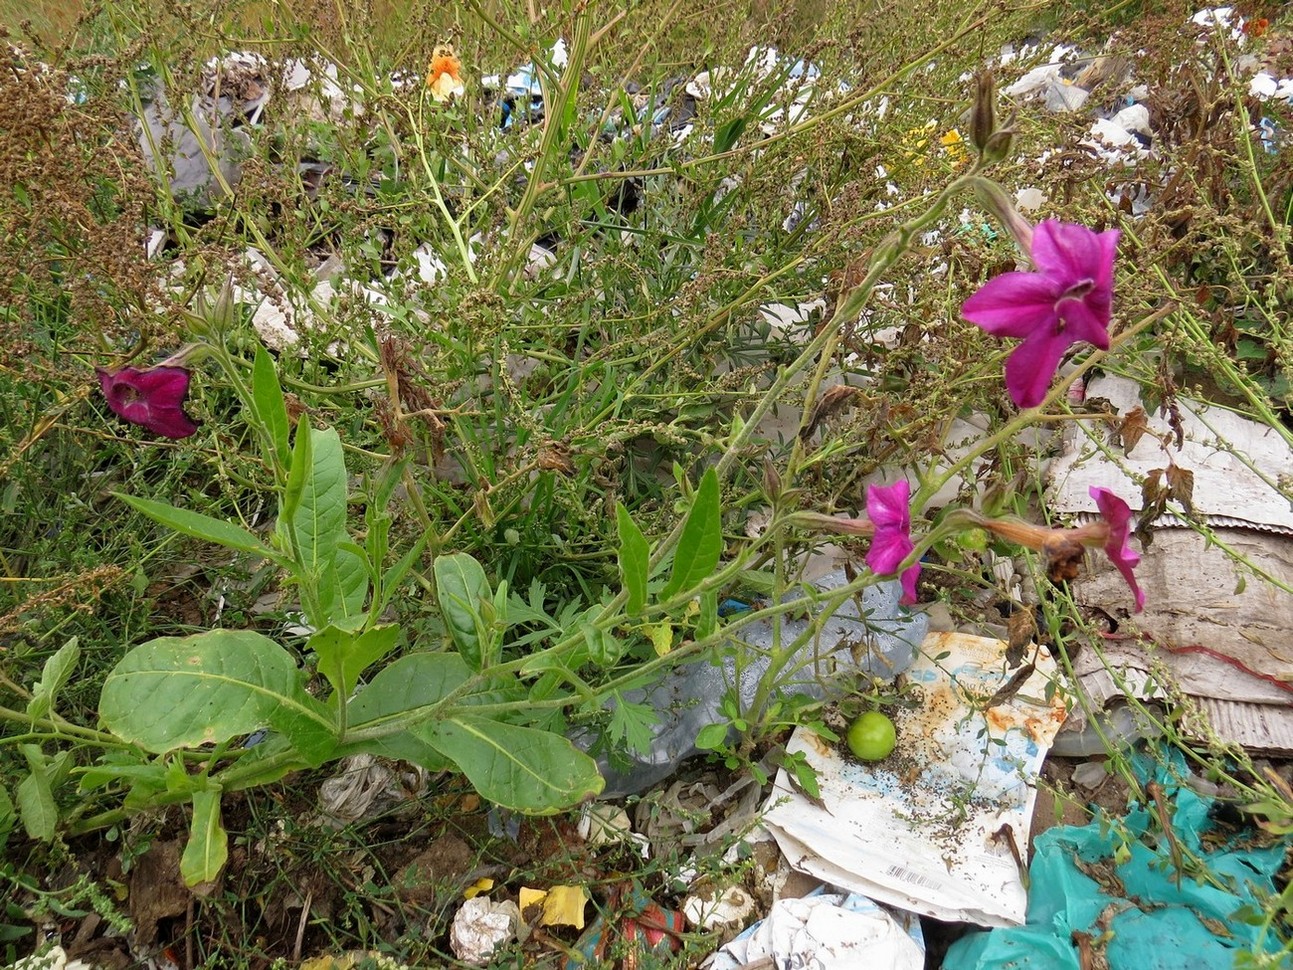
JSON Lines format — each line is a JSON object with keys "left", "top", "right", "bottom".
{"left": 865, "top": 480, "right": 920, "bottom": 605}
{"left": 961, "top": 220, "right": 1119, "bottom": 409}
{"left": 1089, "top": 486, "right": 1144, "bottom": 613}
{"left": 96, "top": 365, "right": 199, "bottom": 439}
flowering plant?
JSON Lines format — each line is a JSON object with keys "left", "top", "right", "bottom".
{"left": 427, "top": 44, "right": 465, "bottom": 102}
{"left": 961, "top": 219, "right": 1119, "bottom": 409}
{"left": 96, "top": 364, "right": 199, "bottom": 439}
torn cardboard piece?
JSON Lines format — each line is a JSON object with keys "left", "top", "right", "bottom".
{"left": 1049, "top": 373, "right": 1293, "bottom": 532}
{"left": 1047, "top": 374, "right": 1293, "bottom": 752}
{"left": 762, "top": 632, "right": 1067, "bottom": 927}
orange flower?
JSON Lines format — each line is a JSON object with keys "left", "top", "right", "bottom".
{"left": 427, "top": 44, "right": 465, "bottom": 102}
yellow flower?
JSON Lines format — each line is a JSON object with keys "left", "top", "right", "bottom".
{"left": 427, "top": 44, "right": 465, "bottom": 102}
{"left": 941, "top": 128, "right": 970, "bottom": 165}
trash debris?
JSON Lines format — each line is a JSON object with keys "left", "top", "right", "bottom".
{"left": 762, "top": 631, "right": 1067, "bottom": 926}
{"left": 682, "top": 882, "right": 757, "bottom": 934}
{"left": 450, "top": 896, "right": 521, "bottom": 966}
{"left": 520, "top": 884, "right": 591, "bottom": 930}
{"left": 1048, "top": 374, "right": 1293, "bottom": 751}
{"left": 577, "top": 803, "right": 649, "bottom": 857}
{"left": 704, "top": 890, "right": 925, "bottom": 970}
{"left": 316, "top": 754, "right": 428, "bottom": 827}
{"left": 944, "top": 749, "right": 1290, "bottom": 969}
{"left": 593, "top": 569, "right": 926, "bottom": 795}
{"left": 11, "top": 948, "right": 96, "bottom": 970}
{"left": 1049, "top": 699, "right": 1164, "bottom": 758}
{"left": 634, "top": 772, "right": 764, "bottom": 852}
{"left": 571, "top": 883, "right": 685, "bottom": 968}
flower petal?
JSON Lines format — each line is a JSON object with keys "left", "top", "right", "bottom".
{"left": 145, "top": 406, "right": 201, "bottom": 439}
{"left": 96, "top": 364, "right": 198, "bottom": 439}
{"left": 866, "top": 532, "right": 914, "bottom": 578}
{"left": 898, "top": 562, "right": 921, "bottom": 605}
{"left": 866, "top": 480, "right": 910, "bottom": 531}
{"left": 1029, "top": 221, "right": 1102, "bottom": 285}
{"left": 123, "top": 366, "right": 192, "bottom": 408}
{"left": 1057, "top": 297, "right": 1111, "bottom": 349}
{"left": 961, "top": 273, "right": 1062, "bottom": 337}
{"left": 1003, "top": 327, "right": 1072, "bottom": 408}
{"left": 1090, "top": 487, "right": 1144, "bottom": 612}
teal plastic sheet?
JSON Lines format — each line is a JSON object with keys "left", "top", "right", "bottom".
{"left": 944, "top": 750, "right": 1290, "bottom": 969}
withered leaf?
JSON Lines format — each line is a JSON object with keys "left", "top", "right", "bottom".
{"left": 1118, "top": 406, "right": 1150, "bottom": 455}
{"left": 1165, "top": 463, "right": 1195, "bottom": 513}
{"left": 988, "top": 661, "right": 1036, "bottom": 707}
{"left": 1166, "top": 401, "right": 1185, "bottom": 450}
{"left": 1005, "top": 608, "right": 1037, "bottom": 668}
{"left": 801, "top": 384, "right": 861, "bottom": 441}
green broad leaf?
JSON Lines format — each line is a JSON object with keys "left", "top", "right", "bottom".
{"left": 16, "top": 770, "right": 55, "bottom": 841}
{"left": 661, "top": 466, "right": 722, "bottom": 600}
{"left": 578, "top": 611, "right": 623, "bottom": 667}
{"left": 181, "top": 789, "right": 228, "bottom": 886}
{"left": 696, "top": 589, "right": 719, "bottom": 641}
{"left": 312, "top": 623, "right": 401, "bottom": 699}
{"left": 616, "top": 503, "right": 649, "bottom": 614}
{"left": 26, "top": 636, "right": 80, "bottom": 722}
{"left": 115, "top": 494, "right": 279, "bottom": 560}
{"left": 252, "top": 347, "right": 291, "bottom": 476}
{"left": 694, "top": 722, "right": 730, "bottom": 750}
{"left": 281, "top": 414, "right": 313, "bottom": 527}
{"left": 426, "top": 716, "right": 604, "bottom": 813}
{"left": 344, "top": 652, "right": 472, "bottom": 768}
{"left": 347, "top": 652, "right": 472, "bottom": 730}
{"left": 0, "top": 785, "right": 13, "bottom": 851}
{"left": 100, "top": 630, "right": 336, "bottom": 764}
{"left": 435, "top": 553, "right": 490, "bottom": 670}
{"left": 289, "top": 426, "right": 368, "bottom": 623}
{"left": 77, "top": 760, "right": 168, "bottom": 793}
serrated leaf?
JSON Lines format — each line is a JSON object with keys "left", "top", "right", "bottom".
{"left": 16, "top": 770, "right": 55, "bottom": 841}
{"left": 606, "top": 696, "right": 657, "bottom": 756}
{"left": 435, "top": 554, "right": 489, "bottom": 669}
{"left": 1166, "top": 463, "right": 1195, "bottom": 514}
{"left": 616, "top": 504, "right": 649, "bottom": 614}
{"left": 26, "top": 636, "right": 79, "bottom": 722}
{"left": 662, "top": 467, "right": 722, "bottom": 600}
{"left": 312, "top": 623, "right": 401, "bottom": 700}
{"left": 1119, "top": 406, "right": 1149, "bottom": 455}
{"left": 252, "top": 346, "right": 291, "bottom": 476}
{"left": 426, "top": 716, "right": 603, "bottom": 813}
{"left": 181, "top": 789, "right": 228, "bottom": 886}
{"left": 100, "top": 630, "right": 336, "bottom": 764}
{"left": 116, "top": 494, "right": 279, "bottom": 560}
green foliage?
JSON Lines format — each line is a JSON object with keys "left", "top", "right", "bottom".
{"left": 3, "top": 4, "right": 1293, "bottom": 962}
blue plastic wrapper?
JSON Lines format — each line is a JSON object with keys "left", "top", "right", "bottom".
{"left": 944, "top": 749, "right": 1291, "bottom": 969}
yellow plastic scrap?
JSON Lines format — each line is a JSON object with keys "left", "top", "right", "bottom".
{"left": 464, "top": 877, "right": 495, "bottom": 899}
{"left": 520, "top": 885, "right": 590, "bottom": 930}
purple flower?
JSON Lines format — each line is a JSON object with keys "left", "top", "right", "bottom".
{"left": 1090, "top": 486, "right": 1144, "bottom": 613}
{"left": 865, "top": 480, "right": 920, "bottom": 605}
{"left": 961, "top": 220, "right": 1119, "bottom": 409}
{"left": 96, "top": 365, "right": 199, "bottom": 439}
